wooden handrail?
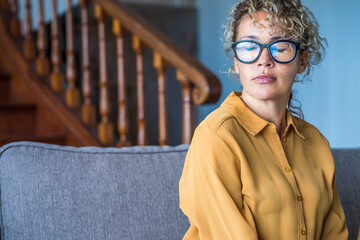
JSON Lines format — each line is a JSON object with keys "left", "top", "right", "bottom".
{"left": 92, "top": 0, "right": 221, "bottom": 105}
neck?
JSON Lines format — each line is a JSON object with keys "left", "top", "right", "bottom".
{"left": 240, "top": 92, "right": 289, "bottom": 137}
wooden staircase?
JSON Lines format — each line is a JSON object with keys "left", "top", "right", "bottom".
{"left": 0, "top": 74, "right": 67, "bottom": 146}
{"left": 0, "top": 0, "right": 221, "bottom": 147}
{"left": 0, "top": 67, "right": 79, "bottom": 146}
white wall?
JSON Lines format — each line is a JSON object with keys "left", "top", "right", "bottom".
{"left": 197, "top": 0, "right": 360, "bottom": 148}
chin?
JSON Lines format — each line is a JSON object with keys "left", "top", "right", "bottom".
{"left": 248, "top": 89, "right": 281, "bottom": 101}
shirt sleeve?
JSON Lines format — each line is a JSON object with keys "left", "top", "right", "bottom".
{"left": 179, "top": 125, "right": 258, "bottom": 240}
{"left": 320, "top": 178, "right": 348, "bottom": 240}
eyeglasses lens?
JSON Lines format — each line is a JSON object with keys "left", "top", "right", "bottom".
{"left": 235, "top": 41, "right": 296, "bottom": 63}
{"left": 270, "top": 42, "right": 296, "bottom": 62}
{"left": 235, "top": 42, "right": 260, "bottom": 62}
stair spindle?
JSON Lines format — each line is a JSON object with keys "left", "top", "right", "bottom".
{"left": 132, "top": 35, "right": 147, "bottom": 146}
{"left": 10, "top": 0, "right": 21, "bottom": 37}
{"left": 36, "top": 0, "right": 50, "bottom": 76}
{"left": 153, "top": 52, "right": 168, "bottom": 146}
{"left": 24, "top": 0, "right": 36, "bottom": 59}
{"left": 50, "top": 0, "right": 64, "bottom": 92}
{"left": 113, "top": 19, "right": 131, "bottom": 147}
{"left": 80, "top": 0, "right": 96, "bottom": 126}
{"left": 65, "top": 0, "right": 80, "bottom": 108}
{"left": 176, "top": 71, "right": 194, "bottom": 144}
{"left": 95, "top": 5, "right": 114, "bottom": 145}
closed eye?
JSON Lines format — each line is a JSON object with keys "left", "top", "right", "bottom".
{"left": 245, "top": 46, "right": 257, "bottom": 51}
{"left": 273, "top": 48, "right": 286, "bottom": 53}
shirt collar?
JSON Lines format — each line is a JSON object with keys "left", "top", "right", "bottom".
{"left": 220, "top": 91, "right": 305, "bottom": 139}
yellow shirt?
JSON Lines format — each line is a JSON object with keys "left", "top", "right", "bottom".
{"left": 179, "top": 91, "right": 348, "bottom": 240}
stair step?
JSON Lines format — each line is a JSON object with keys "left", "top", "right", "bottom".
{"left": 0, "top": 74, "right": 10, "bottom": 102}
{"left": 0, "top": 103, "right": 37, "bottom": 135}
{"left": 0, "top": 134, "right": 67, "bottom": 146}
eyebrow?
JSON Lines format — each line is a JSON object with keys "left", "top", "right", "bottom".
{"left": 240, "top": 35, "right": 283, "bottom": 42}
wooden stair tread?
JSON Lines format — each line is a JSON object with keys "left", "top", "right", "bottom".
{"left": 0, "top": 102, "right": 37, "bottom": 135}
{"left": 0, "top": 134, "right": 67, "bottom": 146}
{"left": 0, "top": 75, "right": 10, "bottom": 102}
{"left": 0, "top": 102, "right": 36, "bottom": 108}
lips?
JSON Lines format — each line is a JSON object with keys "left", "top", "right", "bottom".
{"left": 253, "top": 75, "right": 276, "bottom": 84}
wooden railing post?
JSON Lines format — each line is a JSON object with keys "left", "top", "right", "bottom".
{"left": 153, "top": 52, "right": 168, "bottom": 146}
{"left": 23, "top": 0, "right": 36, "bottom": 59}
{"left": 177, "top": 70, "right": 194, "bottom": 144}
{"left": 65, "top": 0, "right": 80, "bottom": 108}
{"left": 80, "top": 0, "right": 96, "bottom": 126}
{"left": 132, "top": 35, "right": 147, "bottom": 146}
{"left": 36, "top": 0, "right": 50, "bottom": 76}
{"left": 95, "top": 4, "right": 114, "bottom": 145}
{"left": 50, "top": 0, "right": 64, "bottom": 92}
{"left": 113, "top": 19, "right": 131, "bottom": 147}
{"left": 10, "top": 0, "right": 21, "bottom": 37}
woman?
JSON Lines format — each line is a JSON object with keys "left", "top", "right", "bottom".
{"left": 179, "top": 0, "right": 348, "bottom": 239}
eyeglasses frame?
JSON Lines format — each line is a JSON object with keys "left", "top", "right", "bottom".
{"left": 231, "top": 39, "right": 305, "bottom": 64}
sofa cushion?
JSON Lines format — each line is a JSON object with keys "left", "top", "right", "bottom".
{"left": 332, "top": 148, "right": 360, "bottom": 240}
{"left": 0, "top": 142, "right": 189, "bottom": 240}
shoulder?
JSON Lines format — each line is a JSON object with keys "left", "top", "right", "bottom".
{"left": 295, "top": 116, "right": 330, "bottom": 147}
{"left": 197, "top": 107, "right": 241, "bottom": 135}
{"left": 295, "top": 117, "right": 335, "bottom": 169}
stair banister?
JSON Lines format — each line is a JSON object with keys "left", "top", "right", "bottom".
{"left": 0, "top": 0, "right": 221, "bottom": 146}
{"left": 92, "top": 0, "right": 221, "bottom": 105}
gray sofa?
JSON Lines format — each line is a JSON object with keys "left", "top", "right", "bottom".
{"left": 0, "top": 141, "right": 358, "bottom": 240}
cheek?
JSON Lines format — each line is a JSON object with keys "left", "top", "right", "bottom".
{"left": 236, "top": 62, "right": 252, "bottom": 80}
{"left": 277, "top": 63, "right": 300, "bottom": 83}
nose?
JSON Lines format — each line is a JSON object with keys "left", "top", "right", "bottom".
{"left": 257, "top": 47, "right": 274, "bottom": 68}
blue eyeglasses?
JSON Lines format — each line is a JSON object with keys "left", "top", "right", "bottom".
{"left": 231, "top": 39, "right": 305, "bottom": 64}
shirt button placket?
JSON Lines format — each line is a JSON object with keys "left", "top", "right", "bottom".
{"left": 271, "top": 131, "right": 307, "bottom": 240}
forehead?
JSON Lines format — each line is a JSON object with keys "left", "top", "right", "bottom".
{"left": 236, "top": 11, "right": 284, "bottom": 41}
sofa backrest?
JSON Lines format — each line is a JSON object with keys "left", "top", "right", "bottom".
{"left": 332, "top": 148, "right": 360, "bottom": 240}
{"left": 0, "top": 142, "right": 358, "bottom": 240}
{"left": 0, "top": 142, "right": 189, "bottom": 240}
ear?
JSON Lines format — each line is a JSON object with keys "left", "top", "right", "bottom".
{"left": 234, "top": 59, "right": 240, "bottom": 75}
{"left": 297, "top": 50, "right": 309, "bottom": 74}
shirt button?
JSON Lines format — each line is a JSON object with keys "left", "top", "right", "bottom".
{"left": 285, "top": 166, "right": 292, "bottom": 172}
{"left": 282, "top": 137, "right": 287, "bottom": 143}
{"left": 301, "top": 229, "right": 306, "bottom": 235}
{"left": 297, "top": 196, "right": 303, "bottom": 201}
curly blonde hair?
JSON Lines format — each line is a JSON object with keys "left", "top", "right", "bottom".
{"left": 223, "top": 0, "right": 327, "bottom": 118}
